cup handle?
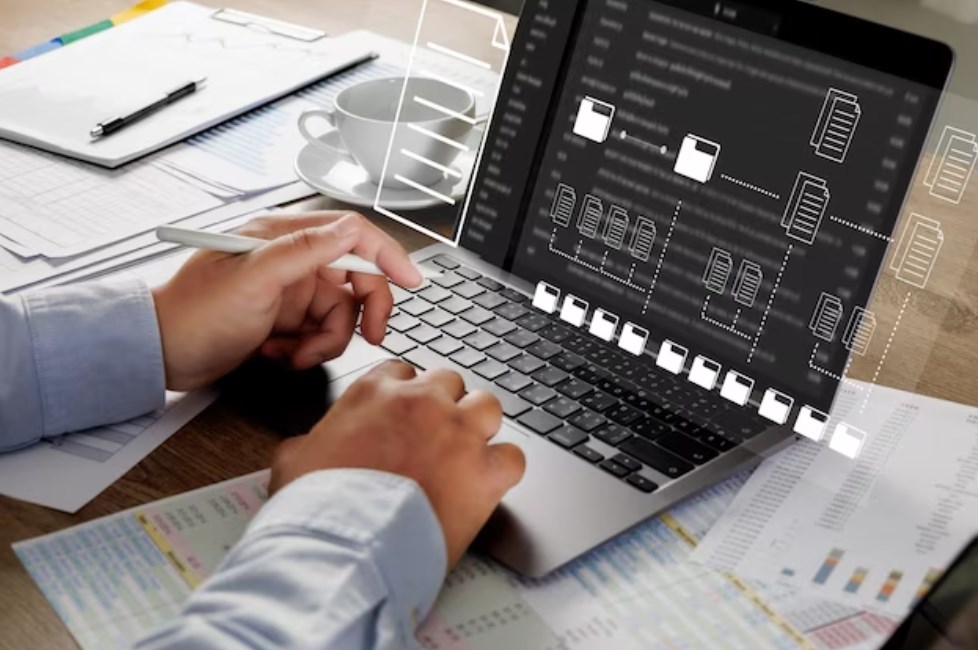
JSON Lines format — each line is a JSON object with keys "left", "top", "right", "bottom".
{"left": 298, "top": 109, "right": 355, "bottom": 162}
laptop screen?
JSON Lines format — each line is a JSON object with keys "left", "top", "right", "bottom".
{"left": 459, "top": 0, "right": 951, "bottom": 412}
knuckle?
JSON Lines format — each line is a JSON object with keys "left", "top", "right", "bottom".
{"left": 289, "top": 229, "right": 317, "bottom": 253}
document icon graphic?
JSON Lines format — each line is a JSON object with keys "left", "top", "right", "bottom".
{"left": 794, "top": 406, "right": 829, "bottom": 442}
{"left": 810, "top": 292, "right": 844, "bottom": 342}
{"left": 782, "top": 172, "right": 829, "bottom": 245}
{"left": 618, "top": 322, "right": 649, "bottom": 356}
{"left": 674, "top": 134, "right": 720, "bottom": 184}
{"left": 532, "top": 281, "right": 560, "bottom": 314}
{"left": 924, "top": 126, "right": 977, "bottom": 205}
{"left": 889, "top": 213, "right": 944, "bottom": 290}
{"left": 759, "top": 388, "right": 794, "bottom": 425}
{"left": 630, "top": 217, "right": 657, "bottom": 262}
{"left": 703, "top": 247, "right": 734, "bottom": 295}
{"left": 603, "top": 206, "right": 629, "bottom": 250}
{"left": 829, "top": 423, "right": 867, "bottom": 459}
{"left": 578, "top": 195, "right": 604, "bottom": 239}
{"left": 589, "top": 308, "right": 619, "bottom": 342}
{"left": 811, "top": 88, "right": 862, "bottom": 163}
{"left": 559, "top": 294, "right": 589, "bottom": 328}
{"left": 656, "top": 340, "right": 688, "bottom": 375}
{"left": 573, "top": 96, "right": 615, "bottom": 144}
{"left": 843, "top": 307, "right": 876, "bottom": 356}
{"left": 733, "top": 260, "right": 763, "bottom": 308}
{"left": 689, "top": 355, "right": 722, "bottom": 391}
{"left": 720, "top": 371, "right": 754, "bottom": 406}
{"left": 550, "top": 183, "right": 576, "bottom": 227}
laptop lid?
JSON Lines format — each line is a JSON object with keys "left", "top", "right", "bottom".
{"left": 458, "top": 0, "right": 953, "bottom": 413}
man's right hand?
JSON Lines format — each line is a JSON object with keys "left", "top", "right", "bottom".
{"left": 269, "top": 360, "right": 527, "bottom": 568}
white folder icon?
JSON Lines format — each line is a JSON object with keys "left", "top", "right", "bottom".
{"left": 674, "top": 134, "right": 721, "bottom": 184}
{"left": 589, "top": 308, "right": 619, "bottom": 342}
{"left": 794, "top": 406, "right": 829, "bottom": 442}
{"left": 720, "top": 371, "right": 754, "bottom": 406}
{"left": 829, "top": 423, "right": 867, "bottom": 459}
{"left": 532, "top": 281, "right": 560, "bottom": 314}
{"left": 559, "top": 295, "right": 589, "bottom": 328}
{"left": 759, "top": 388, "right": 794, "bottom": 425}
{"left": 573, "top": 96, "right": 615, "bottom": 143}
{"left": 618, "top": 322, "right": 649, "bottom": 356}
{"left": 689, "top": 356, "right": 722, "bottom": 391}
{"left": 656, "top": 340, "right": 687, "bottom": 375}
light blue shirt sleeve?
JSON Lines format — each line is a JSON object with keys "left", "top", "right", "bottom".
{"left": 136, "top": 469, "right": 448, "bottom": 650}
{"left": 0, "top": 278, "right": 165, "bottom": 451}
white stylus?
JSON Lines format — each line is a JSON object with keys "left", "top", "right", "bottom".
{"left": 156, "top": 226, "right": 441, "bottom": 280}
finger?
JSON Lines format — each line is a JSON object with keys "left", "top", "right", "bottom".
{"left": 273, "top": 274, "right": 317, "bottom": 334}
{"left": 415, "top": 368, "right": 466, "bottom": 402}
{"left": 486, "top": 443, "right": 527, "bottom": 494}
{"left": 458, "top": 391, "right": 503, "bottom": 439}
{"left": 364, "top": 359, "right": 418, "bottom": 382}
{"left": 291, "top": 291, "right": 358, "bottom": 368}
{"left": 235, "top": 212, "right": 355, "bottom": 240}
{"left": 260, "top": 337, "right": 303, "bottom": 362}
{"left": 335, "top": 213, "right": 423, "bottom": 289}
{"left": 351, "top": 273, "right": 394, "bottom": 345}
{"left": 246, "top": 216, "right": 360, "bottom": 291}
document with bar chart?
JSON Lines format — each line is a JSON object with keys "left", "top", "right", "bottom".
{"left": 693, "top": 382, "right": 978, "bottom": 616}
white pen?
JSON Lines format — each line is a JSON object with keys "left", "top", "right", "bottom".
{"left": 156, "top": 226, "right": 441, "bottom": 280}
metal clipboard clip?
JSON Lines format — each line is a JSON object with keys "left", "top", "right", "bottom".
{"left": 211, "top": 8, "right": 327, "bottom": 42}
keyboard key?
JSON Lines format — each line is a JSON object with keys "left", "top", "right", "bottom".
{"left": 623, "top": 390, "right": 654, "bottom": 411}
{"left": 551, "top": 352, "right": 586, "bottom": 372}
{"left": 496, "top": 372, "right": 532, "bottom": 393}
{"left": 544, "top": 397, "right": 581, "bottom": 418}
{"left": 407, "top": 325, "right": 440, "bottom": 344}
{"left": 573, "top": 445, "right": 604, "bottom": 464}
{"left": 508, "top": 355, "right": 546, "bottom": 375}
{"left": 548, "top": 425, "right": 588, "bottom": 449}
{"left": 597, "top": 378, "right": 630, "bottom": 400}
{"left": 474, "top": 360, "right": 509, "bottom": 381}
{"left": 400, "top": 299, "right": 434, "bottom": 317}
{"left": 538, "top": 324, "right": 572, "bottom": 344}
{"left": 474, "top": 292, "right": 507, "bottom": 310}
{"left": 504, "top": 329, "right": 538, "bottom": 349}
{"left": 619, "top": 439, "right": 694, "bottom": 479}
{"left": 599, "top": 459, "right": 630, "bottom": 478}
{"left": 595, "top": 424, "right": 632, "bottom": 447}
{"left": 626, "top": 475, "right": 659, "bottom": 493}
{"left": 570, "top": 410, "right": 606, "bottom": 433}
{"left": 573, "top": 364, "right": 607, "bottom": 385}
{"left": 557, "top": 378, "right": 593, "bottom": 400}
{"left": 495, "top": 303, "right": 531, "bottom": 321}
{"left": 487, "top": 342, "right": 522, "bottom": 362}
{"left": 612, "top": 454, "right": 642, "bottom": 472}
{"left": 656, "top": 432, "right": 719, "bottom": 465}
{"left": 440, "top": 296, "right": 474, "bottom": 315}
{"left": 519, "top": 384, "right": 557, "bottom": 406}
{"left": 431, "top": 254, "right": 460, "bottom": 269}
{"left": 420, "top": 310, "right": 454, "bottom": 328}
{"left": 388, "top": 313, "right": 421, "bottom": 333}
{"left": 429, "top": 337, "right": 463, "bottom": 356}
{"left": 483, "top": 318, "right": 517, "bottom": 337}
{"left": 518, "top": 410, "right": 562, "bottom": 435}
{"left": 461, "top": 307, "right": 494, "bottom": 325}
{"left": 527, "top": 340, "right": 562, "bottom": 360}
{"left": 500, "top": 395, "right": 532, "bottom": 418}
{"left": 392, "top": 285, "right": 414, "bottom": 305}
{"left": 432, "top": 272, "right": 466, "bottom": 289}
{"left": 453, "top": 281, "right": 486, "bottom": 299}
{"left": 581, "top": 392, "right": 617, "bottom": 413}
{"left": 380, "top": 333, "right": 417, "bottom": 356}
{"left": 456, "top": 266, "right": 482, "bottom": 280}
{"left": 464, "top": 331, "right": 498, "bottom": 351}
{"left": 516, "top": 313, "right": 550, "bottom": 332}
{"left": 450, "top": 348, "right": 485, "bottom": 368}
{"left": 631, "top": 418, "right": 672, "bottom": 441}
{"left": 476, "top": 277, "right": 503, "bottom": 291}
{"left": 532, "top": 366, "right": 570, "bottom": 387}
{"left": 500, "top": 288, "right": 526, "bottom": 302}
{"left": 403, "top": 347, "right": 443, "bottom": 371}
{"left": 607, "top": 403, "right": 643, "bottom": 426}
{"left": 419, "top": 286, "right": 453, "bottom": 304}
{"left": 697, "top": 432, "right": 738, "bottom": 452}
{"left": 443, "top": 320, "right": 476, "bottom": 339}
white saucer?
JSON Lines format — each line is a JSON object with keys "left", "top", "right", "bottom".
{"left": 294, "top": 129, "right": 481, "bottom": 210}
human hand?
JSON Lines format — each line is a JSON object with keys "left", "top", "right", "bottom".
{"left": 152, "top": 212, "right": 422, "bottom": 391}
{"left": 269, "top": 360, "right": 527, "bottom": 568}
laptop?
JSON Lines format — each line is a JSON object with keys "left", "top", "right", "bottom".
{"left": 327, "top": 0, "right": 954, "bottom": 577}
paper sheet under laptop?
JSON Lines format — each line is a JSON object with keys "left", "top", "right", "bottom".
{"left": 0, "top": 2, "right": 376, "bottom": 167}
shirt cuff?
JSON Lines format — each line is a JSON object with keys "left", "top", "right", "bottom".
{"left": 23, "top": 278, "right": 166, "bottom": 437}
{"left": 248, "top": 469, "right": 448, "bottom": 639}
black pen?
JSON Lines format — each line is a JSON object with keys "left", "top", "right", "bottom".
{"left": 90, "top": 78, "right": 207, "bottom": 139}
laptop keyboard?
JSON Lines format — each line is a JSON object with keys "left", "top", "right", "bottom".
{"left": 382, "top": 254, "right": 768, "bottom": 494}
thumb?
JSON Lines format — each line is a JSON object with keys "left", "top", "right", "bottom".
{"left": 248, "top": 215, "right": 360, "bottom": 289}
{"left": 486, "top": 443, "right": 527, "bottom": 498}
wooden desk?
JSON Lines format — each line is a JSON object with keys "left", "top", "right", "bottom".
{"left": 0, "top": 2, "right": 976, "bottom": 649}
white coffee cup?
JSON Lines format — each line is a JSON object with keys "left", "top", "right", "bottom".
{"left": 298, "top": 77, "right": 476, "bottom": 189}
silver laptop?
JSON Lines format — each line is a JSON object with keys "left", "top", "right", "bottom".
{"left": 329, "top": 0, "right": 953, "bottom": 576}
